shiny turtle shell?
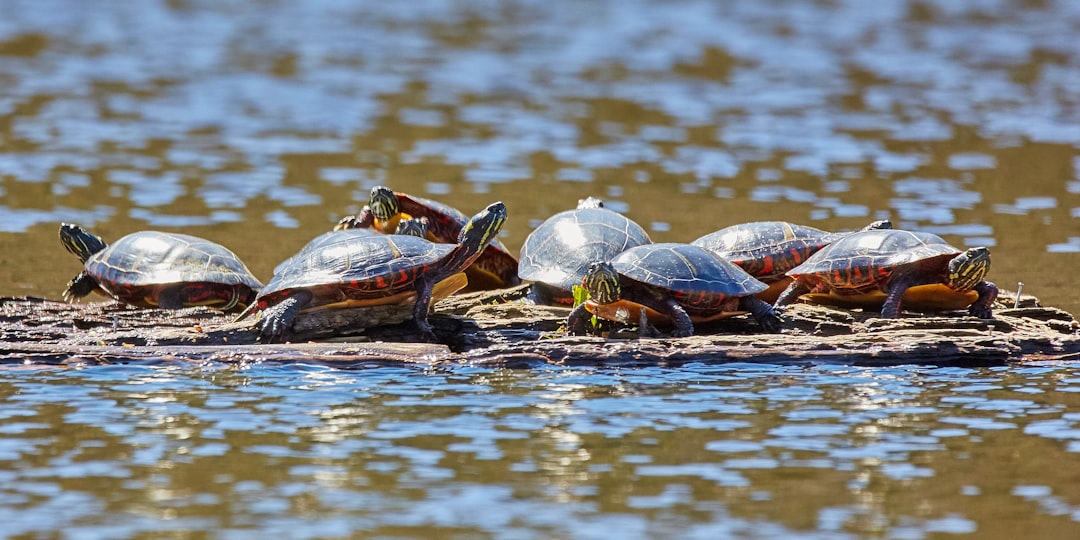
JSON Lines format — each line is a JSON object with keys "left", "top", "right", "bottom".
{"left": 692, "top": 220, "right": 891, "bottom": 303}
{"left": 591, "top": 243, "right": 768, "bottom": 325}
{"left": 71, "top": 230, "right": 262, "bottom": 311}
{"left": 246, "top": 201, "right": 506, "bottom": 342}
{"left": 518, "top": 202, "right": 652, "bottom": 304}
{"left": 339, "top": 188, "right": 519, "bottom": 290}
{"left": 256, "top": 231, "right": 467, "bottom": 313}
{"left": 784, "top": 229, "right": 980, "bottom": 311}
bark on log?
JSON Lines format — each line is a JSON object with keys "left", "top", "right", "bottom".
{"left": 1, "top": 285, "right": 1077, "bottom": 368}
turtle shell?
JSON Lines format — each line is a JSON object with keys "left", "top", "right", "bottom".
{"left": 604, "top": 243, "right": 767, "bottom": 321}
{"left": 786, "top": 229, "right": 978, "bottom": 310}
{"left": 256, "top": 230, "right": 466, "bottom": 313}
{"left": 379, "top": 191, "right": 519, "bottom": 290}
{"left": 692, "top": 221, "right": 834, "bottom": 281}
{"left": 692, "top": 220, "right": 892, "bottom": 303}
{"left": 518, "top": 205, "right": 651, "bottom": 303}
{"left": 84, "top": 231, "right": 262, "bottom": 309}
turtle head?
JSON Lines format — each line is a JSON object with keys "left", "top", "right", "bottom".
{"left": 394, "top": 217, "right": 430, "bottom": 238}
{"left": 947, "top": 247, "right": 990, "bottom": 291}
{"left": 863, "top": 219, "right": 893, "bottom": 231}
{"left": 369, "top": 186, "right": 399, "bottom": 222}
{"left": 577, "top": 197, "right": 605, "bottom": 209}
{"left": 59, "top": 223, "right": 108, "bottom": 263}
{"left": 458, "top": 201, "right": 507, "bottom": 253}
{"left": 583, "top": 261, "right": 621, "bottom": 305}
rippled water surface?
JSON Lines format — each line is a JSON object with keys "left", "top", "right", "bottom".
{"left": 3, "top": 363, "right": 1080, "bottom": 538}
{"left": 3, "top": 0, "right": 1080, "bottom": 536}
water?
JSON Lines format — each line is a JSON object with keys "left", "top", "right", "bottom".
{"left": 2, "top": 0, "right": 1080, "bottom": 536}
{"left": 0, "top": 363, "right": 1078, "bottom": 538}
{"left": 2, "top": 363, "right": 1080, "bottom": 538}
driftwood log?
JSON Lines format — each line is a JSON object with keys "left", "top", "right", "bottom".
{"left": 1, "top": 285, "right": 1077, "bottom": 368}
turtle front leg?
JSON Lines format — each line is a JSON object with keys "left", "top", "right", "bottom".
{"left": 659, "top": 297, "right": 694, "bottom": 338}
{"left": 740, "top": 296, "right": 782, "bottom": 333}
{"left": 412, "top": 277, "right": 438, "bottom": 342}
{"left": 63, "top": 272, "right": 99, "bottom": 303}
{"left": 257, "top": 290, "right": 312, "bottom": 343}
{"left": 566, "top": 304, "right": 595, "bottom": 336}
{"left": 968, "top": 280, "right": 999, "bottom": 319}
{"left": 880, "top": 272, "right": 924, "bottom": 318}
{"left": 334, "top": 206, "right": 377, "bottom": 231}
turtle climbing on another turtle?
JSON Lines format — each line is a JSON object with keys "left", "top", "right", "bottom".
{"left": 518, "top": 197, "right": 652, "bottom": 305}
{"left": 567, "top": 243, "right": 781, "bottom": 337}
{"left": 773, "top": 229, "right": 998, "bottom": 319}
{"left": 336, "top": 186, "right": 519, "bottom": 290}
{"left": 59, "top": 223, "right": 262, "bottom": 312}
{"left": 241, "top": 201, "right": 507, "bottom": 343}
{"left": 692, "top": 220, "right": 892, "bottom": 303}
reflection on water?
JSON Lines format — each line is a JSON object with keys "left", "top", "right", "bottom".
{"left": 3, "top": 1, "right": 1080, "bottom": 536}
{"left": 2, "top": 364, "right": 1080, "bottom": 537}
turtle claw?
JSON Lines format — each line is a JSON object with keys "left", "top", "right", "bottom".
{"left": 63, "top": 272, "right": 97, "bottom": 304}
{"left": 758, "top": 314, "right": 782, "bottom": 334}
{"left": 255, "top": 294, "right": 307, "bottom": 344}
{"left": 414, "top": 319, "right": 440, "bottom": 343}
{"left": 741, "top": 296, "right": 782, "bottom": 333}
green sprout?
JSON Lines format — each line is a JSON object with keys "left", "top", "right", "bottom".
{"left": 572, "top": 284, "right": 600, "bottom": 329}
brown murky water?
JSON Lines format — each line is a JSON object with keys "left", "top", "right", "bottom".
{"left": 2, "top": 0, "right": 1080, "bottom": 537}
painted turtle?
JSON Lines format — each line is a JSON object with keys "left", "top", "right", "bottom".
{"left": 336, "top": 186, "right": 519, "bottom": 290}
{"left": 691, "top": 220, "right": 892, "bottom": 303}
{"left": 59, "top": 224, "right": 262, "bottom": 312}
{"left": 242, "top": 201, "right": 507, "bottom": 343}
{"left": 773, "top": 229, "right": 998, "bottom": 318}
{"left": 518, "top": 197, "right": 652, "bottom": 305}
{"left": 270, "top": 217, "right": 429, "bottom": 280}
{"left": 568, "top": 243, "right": 781, "bottom": 337}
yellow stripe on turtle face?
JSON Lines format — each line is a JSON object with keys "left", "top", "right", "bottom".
{"left": 948, "top": 248, "right": 990, "bottom": 291}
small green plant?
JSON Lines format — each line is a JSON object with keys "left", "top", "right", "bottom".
{"left": 572, "top": 285, "right": 600, "bottom": 329}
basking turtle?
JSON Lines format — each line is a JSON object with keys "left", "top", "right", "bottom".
{"left": 773, "top": 229, "right": 998, "bottom": 318}
{"left": 518, "top": 197, "right": 652, "bottom": 305}
{"left": 336, "top": 186, "right": 519, "bottom": 290}
{"left": 242, "top": 201, "right": 507, "bottom": 343}
{"left": 691, "top": 220, "right": 892, "bottom": 303}
{"left": 568, "top": 243, "right": 780, "bottom": 337}
{"left": 59, "top": 224, "right": 262, "bottom": 312}
{"left": 270, "top": 216, "right": 429, "bottom": 278}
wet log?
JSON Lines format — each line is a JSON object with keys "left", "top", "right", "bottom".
{"left": 0, "top": 285, "right": 1078, "bottom": 368}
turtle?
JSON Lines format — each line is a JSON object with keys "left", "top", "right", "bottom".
{"left": 518, "top": 197, "right": 652, "bottom": 305}
{"left": 336, "top": 186, "right": 519, "bottom": 290}
{"left": 59, "top": 223, "right": 262, "bottom": 312}
{"left": 567, "top": 243, "right": 781, "bottom": 337}
{"left": 270, "top": 217, "right": 430, "bottom": 279}
{"left": 691, "top": 219, "right": 892, "bottom": 303}
{"left": 241, "top": 201, "right": 507, "bottom": 343}
{"left": 773, "top": 229, "right": 998, "bottom": 319}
